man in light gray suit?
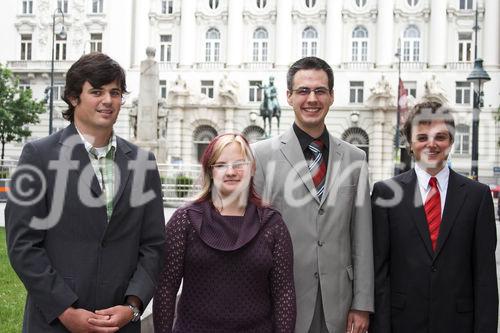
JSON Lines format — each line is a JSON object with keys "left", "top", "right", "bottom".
{"left": 6, "top": 53, "right": 165, "bottom": 332}
{"left": 253, "top": 57, "right": 373, "bottom": 333}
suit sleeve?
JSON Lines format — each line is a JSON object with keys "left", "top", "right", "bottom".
{"left": 473, "top": 185, "right": 498, "bottom": 332}
{"left": 370, "top": 181, "right": 392, "bottom": 333}
{"left": 124, "top": 152, "right": 166, "bottom": 308}
{"left": 5, "top": 143, "right": 78, "bottom": 323}
{"left": 350, "top": 155, "right": 374, "bottom": 312}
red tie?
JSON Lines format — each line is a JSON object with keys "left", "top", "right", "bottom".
{"left": 424, "top": 177, "right": 441, "bottom": 251}
{"left": 308, "top": 140, "right": 327, "bottom": 199}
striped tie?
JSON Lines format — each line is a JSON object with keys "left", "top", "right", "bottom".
{"left": 308, "top": 140, "right": 327, "bottom": 199}
{"left": 424, "top": 177, "right": 441, "bottom": 251}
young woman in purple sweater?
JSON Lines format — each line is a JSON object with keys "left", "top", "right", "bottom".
{"left": 153, "top": 133, "right": 296, "bottom": 333}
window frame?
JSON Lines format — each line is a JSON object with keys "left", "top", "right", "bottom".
{"left": 455, "top": 81, "right": 471, "bottom": 105}
{"left": 201, "top": 80, "right": 215, "bottom": 99}
{"left": 205, "top": 28, "right": 221, "bottom": 62}
{"left": 302, "top": 26, "right": 318, "bottom": 57}
{"left": 92, "top": 0, "right": 104, "bottom": 14}
{"left": 351, "top": 26, "right": 369, "bottom": 62}
{"left": 402, "top": 25, "right": 421, "bottom": 62}
{"left": 160, "top": 34, "right": 172, "bottom": 62}
{"left": 20, "top": 34, "right": 32, "bottom": 60}
{"left": 455, "top": 124, "right": 470, "bottom": 154}
{"left": 252, "top": 28, "right": 268, "bottom": 62}
{"left": 457, "top": 32, "right": 472, "bottom": 62}
{"left": 22, "top": 0, "right": 33, "bottom": 14}
{"left": 90, "top": 33, "right": 103, "bottom": 53}
{"left": 249, "top": 80, "right": 263, "bottom": 102}
{"left": 349, "top": 81, "right": 364, "bottom": 104}
{"left": 57, "top": 0, "right": 68, "bottom": 13}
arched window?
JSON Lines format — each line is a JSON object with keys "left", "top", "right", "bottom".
{"left": 242, "top": 125, "right": 266, "bottom": 143}
{"left": 193, "top": 125, "right": 218, "bottom": 162}
{"left": 352, "top": 26, "right": 368, "bottom": 62}
{"left": 407, "top": 0, "right": 419, "bottom": 6}
{"left": 342, "top": 127, "right": 370, "bottom": 161}
{"left": 355, "top": 0, "right": 367, "bottom": 7}
{"left": 305, "top": 0, "right": 316, "bottom": 8}
{"left": 455, "top": 124, "right": 470, "bottom": 154}
{"left": 256, "top": 0, "right": 267, "bottom": 9}
{"left": 302, "top": 26, "right": 318, "bottom": 57}
{"left": 402, "top": 25, "right": 421, "bottom": 62}
{"left": 252, "top": 27, "right": 268, "bottom": 62}
{"left": 209, "top": 0, "right": 219, "bottom": 10}
{"left": 205, "top": 28, "right": 220, "bottom": 62}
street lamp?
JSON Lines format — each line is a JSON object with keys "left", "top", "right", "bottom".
{"left": 49, "top": 8, "right": 67, "bottom": 135}
{"left": 394, "top": 38, "right": 402, "bottom": 176}
{"left": 467, "top": 58, "right": 490, "bottom": 181}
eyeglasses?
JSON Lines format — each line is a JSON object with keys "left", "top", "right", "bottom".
{"left": 211, "top": 161, "right": 251, "bottom": 171}
{"left": 291, "top": 87, "right": 331, "bottom": 97}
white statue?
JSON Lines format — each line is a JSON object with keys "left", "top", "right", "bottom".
{"left": 424, "top": 74, "right": 448, "bottom": 103}
{"left": 219, "top": 74, "right": 239, "bottom": 104}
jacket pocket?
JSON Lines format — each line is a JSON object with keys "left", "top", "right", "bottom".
{"left": 346, "top": 265, "right": 354, "bottom": 280}
{"left": 391, "top": 292, "right": 406, "bottom": 310}
{"left": 456, "top": 298, "right": 473, "bottom": 313}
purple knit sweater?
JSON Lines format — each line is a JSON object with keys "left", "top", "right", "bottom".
{"left": 153, "top": 200, "right": 296, "bottom": 333}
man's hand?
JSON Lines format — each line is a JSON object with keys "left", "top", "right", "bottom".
{"left": 89, "top": 305, "right": 133, "bottom": 330}
{"left": 345, "top": 310, "right": 369, "bottom": 333}
{"left": 58, "top": 307, "right": 118, "bottom": 333}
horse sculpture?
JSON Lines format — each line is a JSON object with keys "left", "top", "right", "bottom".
{"left": 259, "top": 77, "right": 281, "bottom": 137}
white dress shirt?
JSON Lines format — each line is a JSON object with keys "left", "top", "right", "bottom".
{"left": 414, "top": 163, "right": 449, "bottom": 215}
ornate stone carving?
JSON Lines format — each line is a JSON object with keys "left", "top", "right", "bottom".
{"left": 422, "top": 74, "right": 449, "bottom": 104}
{"left": 366, "top": 75, "right": 395, "bottom": 109}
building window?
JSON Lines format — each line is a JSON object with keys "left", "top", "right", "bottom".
{"left": 209, "top": 0, "right": 219, "bottom": 10}
{"left": 355, "top": 0, "right": 367, "bottom": 7}
{"left": 160, "top": 34, "right": 172, "bottom": 62}
{"left": 403, "top": 81, "right": 417, "bottom": 98}
{"left": 305, "top": 0, "right": 316, "bottom": 8}
{"left": 159, "top": 80, "right": 167, "bottom": 99}
{"left": 90, "top": 33, "right": 102, "bottom": 52}
{"left": 252, "top": 28, "right": 268, "bottom": 62}
{"left": 455, "top": 81, "right": 471, "bottom": 104}
{"left": 302, "top": 26, "right": 318, "bottom": 57}
{"left": 20, "top": 34, "right": 32, "bottom": 60}
{"left": 342, "top": 127, "right": 370, "bottom": 161}
{"left": 407, "top": 0, "right": 419, "bottom": 6}
{"left": 22, "top": 0, "right": 33, "bottom": 14}
{"left": 249, "top": 80, "right": 263, "bottom": 102}
{"left": 402, "top": 25, "right": 420, "bottom": 62}
{"left": 201, "top": 80, "right": 214, "bottom": 98}
{"left": 19, "top": 84, "right": 31, "bottom": 91}
{"left": 256, "top": 0, "right": 267, "bottom": 8}
{"left": 458, "top": 32, "right": 472, "bottom": 62}
{"left": 349, "top": 81, "right": 364, "bottom": 103}
{"left": 55, "top": 35, "right": 67, "bottom": 60}
{"left": 161, "top": 0, "right": 173, "bottom": 14}
{"left": 58, "top": 0, "right": 68, "bottom": 13}
{"left": 194, "top": 125, "right": 218, "bottom": 162}
{"left": 52, "top": 84, "right": 65, "bottom": 101}
{"left": 459, "top": 0, "right": 473, "bottom": 10}
{"left": 455, "top": 124, "right": 470, "bottom": 154}
{"left": 205, "top": 28, "right": 220, "bottom": 62}
{"left": 352, "top": 26, "right": 368, "bottom": 62}
{"left": 92, "top": 0, "right": 104, "bottom": 13}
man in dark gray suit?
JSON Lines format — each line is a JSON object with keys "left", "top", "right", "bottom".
{"left": 6, "top": 53, "right": 165, "bottom": 332}
{"left": 253, "top": 57, "right": 373, "bottom": 333}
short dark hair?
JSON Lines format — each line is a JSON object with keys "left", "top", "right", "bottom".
{"left": 286, "top": 57, "right": 334, "bottom": 92}
{"left": 62, "top": 52, "right": 127, "bottom": 122}
{"left": 402, "top": 101, "right": 455, "bottom": 151}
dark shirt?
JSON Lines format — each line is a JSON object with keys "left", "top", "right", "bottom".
{"left": 153, "top": 200, "right": 296, "bottom": 333}
{"left": 293, "top": 123, "right": 329, "bottom": 166}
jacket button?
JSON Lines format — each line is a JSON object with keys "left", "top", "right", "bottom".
{"left": 318, "top": 208, "right": 325, "bottom": 215}
{"left": 314, "top": 272, "right": 319, "bottom": 279}
{"left": 317, "top": 241, "right": 324, "bottom": 247}
{"left": 431, "top": 266, "right": 437, "bottom": 272}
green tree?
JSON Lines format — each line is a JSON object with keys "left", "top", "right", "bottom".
{"left": 0, "top": 64, "right": 45, "bottom": 160}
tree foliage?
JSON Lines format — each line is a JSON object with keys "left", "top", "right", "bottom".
{"left": 0, "top": 64, "right": 45, "bottom": 160}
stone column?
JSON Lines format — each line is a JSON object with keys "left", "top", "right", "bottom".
{"left": 275, "top": 0, "right": 292, "bottom": 68}
{"left": 226, "top": 0, "right": 243, "bottom": 68}
{"left": 483, "top": 0, "right": 500, "bottom": 67}
{"left": 224, "top": 108, "right": 234, "bottom": 132}
{"left": 371, "top": 109, "right": 385, "bottom": 183}
{"left": 131, "top": 0, "right": 149, "bottom": 67}
{"left": 428, "top": 0, "right": 447, "bottom": 68}
{"left": 325, "top": 0, "right": 343, "bottom": 68}
{"left": 136, "top": 48, "right": 159, "bottom": 142}
{"left": 376, "top": 0, "right": 394, "bottom": 68}
{"left": 179, "top": 0, "right": 196, "bottom": 68}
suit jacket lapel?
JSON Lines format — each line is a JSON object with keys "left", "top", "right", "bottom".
{"left": 321, "top": 135, "right": 344, "bottom": 205}
{"left": 112, "top": 137, "right": 132, "bottom": 211}
{"left": 279, "top": 128, "right": 319, "bottom": 204}
{"left": 401, "top": 170, "right": 435, "bottom": 259}
{"left": 434, "top": 169, "right": 466, "bottom": 257}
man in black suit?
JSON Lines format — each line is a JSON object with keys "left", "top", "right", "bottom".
{"left": 6, "top": 53, "right": 165, "bottom": 332}
{"left": 371, "top": 101, "right": 498, "bottom": 333}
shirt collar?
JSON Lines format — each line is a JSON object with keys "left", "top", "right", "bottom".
{"left": 75, "top": 125, "right": 117, "bottom": 157}
{"left": 293, "top": 122, "right": 330, "bottom": 152}
{"left": 414, "top": 162, "right": 450, "bottom": 191}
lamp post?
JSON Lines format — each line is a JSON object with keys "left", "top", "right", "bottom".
{"left": 394, "top": 38, "right": 402, "bottom": 176}
{"left": 466, "top": 4, "right": 490, "bottom": 181}
{"left": 49, "top": 8, "right": 67, "bottom": 135}
{"left": 467, "top": 58, "right": 490, "bottom": 181}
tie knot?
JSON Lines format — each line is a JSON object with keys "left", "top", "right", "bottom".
{"left": 429, "top": 177, "right": 438, "bottom": 188}
{"left": 309, "top": 139, "right": 323, "bottom": 151}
